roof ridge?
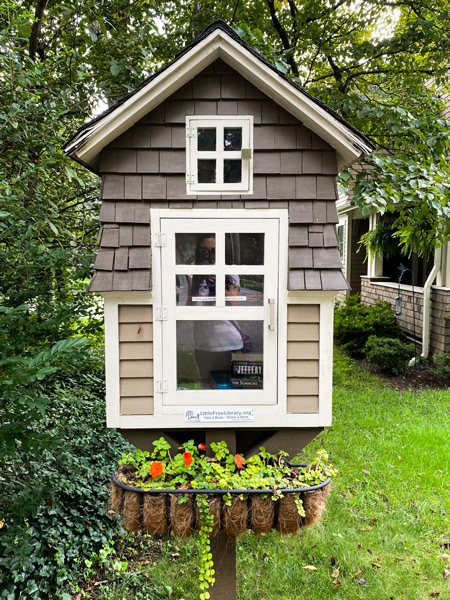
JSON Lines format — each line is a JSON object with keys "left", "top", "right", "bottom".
{"left": 63, "top": 20, "right": 373, "bottom": 156}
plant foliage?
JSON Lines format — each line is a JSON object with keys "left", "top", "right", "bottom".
{"left": 118, "top": 440, "right": 336, "bottom": 600}
{"left": 334, "top": 295, "right": 402, "bottom": 357}
{"left": 364, "top": 335, "right": 416, "bottom": 375}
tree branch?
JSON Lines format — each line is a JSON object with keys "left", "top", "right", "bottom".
{"left": 266, "top": 0, "right": 300, "bottom": 77}
{"left": 29, "top": 0, "right": 48, "bottom": 61}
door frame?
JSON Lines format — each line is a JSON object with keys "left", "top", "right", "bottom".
{"left": 151, "top": 209, "right": 289, "bottom": 417}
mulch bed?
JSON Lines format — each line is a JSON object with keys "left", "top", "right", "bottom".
{"left": 360, "top": 360, "right": 449, "bottom": 392}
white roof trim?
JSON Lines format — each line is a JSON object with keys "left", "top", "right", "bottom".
{"left": 65, "top": 28, "right": 372, "bottom": 172}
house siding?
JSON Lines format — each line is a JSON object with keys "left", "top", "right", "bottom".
{"left": 89, "top": 59, "right": 347, "bottom": 293}
{"left": 118, "top": 305, "right": 154, "bottom": 414}
{"left": 361, "top": 278, "right": 450, "bottom": 354}
{"left": 286, "top": 304, "right": 320, "bottom": 413}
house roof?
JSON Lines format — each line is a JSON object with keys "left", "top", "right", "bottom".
{"left": 64, "top": 20, "right": 374, "bottom": 173}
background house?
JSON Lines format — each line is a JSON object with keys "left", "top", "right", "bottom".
{"left": 337, "top": 90, "right": 450, "bottom": 355}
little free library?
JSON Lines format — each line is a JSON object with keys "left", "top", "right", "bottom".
{"left": 64, "top": 21, "right": 372, "bottom": 456}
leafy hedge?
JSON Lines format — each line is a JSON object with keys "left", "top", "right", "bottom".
{"left": 334, "top": 295, "right": 418, "bottom": 374}
{"left": 364, "top": 335, "right": 416, "bottom": 375}
{"left": 334, "top": 295, "right": 403, "bottom": 357}
{"left": 0, "top": 362, "right": 131, "bottom": 599}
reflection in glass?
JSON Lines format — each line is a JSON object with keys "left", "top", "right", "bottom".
{"left": 224, "top": 159, "right": 241, "bottom": 183}
{"left": 224, "top": 128, "right": 242, "bottom": 151}
{"left": 198, "top": 128, "right": 216, "bottom": 151}
{"left": 175, "top": 233, "right": 216, "bottom": 265}
{"left": 198, "top": 159, "right": 216, "bottom": 183}
{"left": 176, "top": 275, "right": 216, "bottom": 306}
{"left": 177, "top": 320, "right": 263, "bottom": 390}
{"left": 225, "top": 233, "right": 265, "bottom": 265}
{"left": 225, "top": 275, "right": 264, "bottom": 306}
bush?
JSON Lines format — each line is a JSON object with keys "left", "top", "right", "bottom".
{"left": 431, "top": 352, "right": 450, "bottom": 379}
{"left": 334, "top": 295, "right": 402, "bottom": 356}
{"left": 0, "top": 361, "right": 132, "bottom": 599}
{"left": 364, "top": 335, "right": 416, "bottom": 375}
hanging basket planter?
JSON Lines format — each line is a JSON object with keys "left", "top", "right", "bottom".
{"left": 111, "top": 467, "right": 332, "bottom": 537}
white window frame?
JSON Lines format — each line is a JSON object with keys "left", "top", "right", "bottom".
{"left": 160, "top": 216, "right": 278, "bottom": 407}
{"left": 186, "top": 115, "right": 253, "bottom": 195}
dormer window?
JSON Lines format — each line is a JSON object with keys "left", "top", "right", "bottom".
{"left": 186, "top": 116, "right": 253, "bottom": 194}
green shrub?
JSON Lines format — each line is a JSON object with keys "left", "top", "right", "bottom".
{"left": 334, "top": 295, "right": 402, "bottom": 356}
{"left": 431, "top": 352, "right": 450, "bottom": 378}
{"left": 364, "top": 335, "right": 416, "bottom": 374}
{"left": 0, "top": 361, "right": 131, "bottom": 599}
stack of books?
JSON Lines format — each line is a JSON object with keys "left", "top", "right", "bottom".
{"left": 230, "top": 353, "right": 263, "bottom": 389}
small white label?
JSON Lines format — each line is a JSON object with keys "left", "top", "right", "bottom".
{"left": 192, "top": 296, "right": 216, "bottom": 302}
{"left": 225, "top": 296, "right": 247, "bottom": 302}
{"left": 184, "top": 408, "right": 255, "bottom": 423}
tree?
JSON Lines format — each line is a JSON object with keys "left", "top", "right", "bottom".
{"left": 153, "top": 0, "right": 450, "bottom": 257}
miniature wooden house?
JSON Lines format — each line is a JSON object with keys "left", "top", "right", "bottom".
{"left": 64, "top": 22, "right": 371, "bottom": 454}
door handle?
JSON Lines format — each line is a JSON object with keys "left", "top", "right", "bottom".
{"left": 268, "top": 298, "right": 275, "bottom": 331}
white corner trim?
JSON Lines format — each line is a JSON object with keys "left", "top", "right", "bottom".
{"left": 104, "top": 297, "right": 120, "bottom": 427}
{"left": 318, "top": 299, "right": 334, "bottom": 426}
{"left": 66, "top": 28, "right": 370, "bottom": 172}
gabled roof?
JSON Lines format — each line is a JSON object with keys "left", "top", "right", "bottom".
{"left": 64, "top": 21, "right": 373, "bottom": 173}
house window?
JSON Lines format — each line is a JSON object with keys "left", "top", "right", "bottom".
{"left": 337, "top": 224, "right": 345, "bottom": 260}
{"left": 186, "top": 116, "right": 253, "bottom": 194}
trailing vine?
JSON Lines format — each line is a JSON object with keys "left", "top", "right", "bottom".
{"left": 196, "top": 495, "right": 216, "bottom": 600}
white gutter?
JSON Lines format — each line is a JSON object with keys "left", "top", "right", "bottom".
{"left": 409, "top": 244, "right": 442, "bottom": 365}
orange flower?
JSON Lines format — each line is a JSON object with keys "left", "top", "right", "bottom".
{"left": 183, "top": 452, "right": 193, "bottom": 466}
{"left": 234, "top": 454, "right": 245, "bottom": 469}
{"left": 150, "top": 461, "right": 163, "bottom": 477}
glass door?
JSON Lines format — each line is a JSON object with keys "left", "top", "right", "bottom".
{"left": 160, "top": 218, "right": 279, "bottom": 405}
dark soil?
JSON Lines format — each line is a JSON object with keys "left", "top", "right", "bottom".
{"left": 363, "top": 360, "right": 450, "bottom": 392}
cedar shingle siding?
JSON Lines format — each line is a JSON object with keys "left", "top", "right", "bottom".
{"left": 89, "top": 60, "right": 347, "bottom": 293}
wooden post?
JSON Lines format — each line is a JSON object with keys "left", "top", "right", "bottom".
{"left": 206, "top": 430, "right": 237, "bottom": 600}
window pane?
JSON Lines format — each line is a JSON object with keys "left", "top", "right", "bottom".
{"left": 198, "top": 128, "right": 216, "bottom": 151}
{"left": 224, "top": 128, "right": 242, "bottom": 151}
{"left": 177, "top": 320, "right": 263, "bottom": 390}
{"left": 176, "top": 233, "right": 216, "bottom": 265}
{"left": 225, "top": 275, "right": 264, "bottom": 306}
{"left": 225, "top": 233, "right": 264, "bottom": 265}
{"left": 224, "top": 159, "right": 241, "bottom": 183}
{"left": 198, "top": 159, "right": 216, "bottom": 183}
{"left": 176, "top": 275, "right": 216, "bottom": 306}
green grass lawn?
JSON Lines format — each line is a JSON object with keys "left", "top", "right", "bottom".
{"left": 72, "top": 350, "right": 450, "bottom": 600}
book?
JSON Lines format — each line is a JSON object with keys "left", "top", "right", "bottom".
{"left": 230, "top": 377, "right": 261, "bottom": 389}
{"left": 231, "top": 362, "right": 263, "bottom": 377}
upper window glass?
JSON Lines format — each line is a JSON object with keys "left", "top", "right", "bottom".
{"left": 186, "top": 116, "right": 253, "bottom": 195}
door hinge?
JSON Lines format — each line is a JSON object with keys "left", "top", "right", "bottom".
{"left": 153, "top": 232, "right": 167, "bottom": 247}
{"left": 154, "top": 307, "right": 168, "bottom": 321}
{"left": 186, "top": 127, "right": 195, "bottom": 138}
{"left": 186, "top": 174, "right": 195, "bottom": 184}
{"left": 155, "top": 379, "right": 168, "bottom": 393}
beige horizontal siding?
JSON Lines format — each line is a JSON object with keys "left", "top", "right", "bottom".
{"left": 288, "top": 304, "right": 319, "bottom": 323}
{"left": 287, "top": 341, "right": 319, "bottom": 360}
{"left": 120, "top": 397, "right": 154, "bottom": 415}
{"left": 287, "top": 322, "right": 319, "bottom": 340}
{"left": 118, "top": 305, "right": 154, "bottom": 414}
{"left": 120, "top": 377, "right": 153, "bottom": 397}
{"left": 119, "top": 305, "right": 153, "bottom": 322}
{"left": 287, "top": 359, "right": 319, "bottom": 377}
{"left": 286, "top": 304, "right": 320, "bottom": 414}
{"left": 287, "top": 396, "right": 319, "bottom": 413}
{"left": 119, "top": 359, "right": 153, "bottom": 378}
{"left": 119, "top": 322, "right": 153, "bottom": 342}
{"left": 119, "top": 341, "right": 153, "bottom": 360}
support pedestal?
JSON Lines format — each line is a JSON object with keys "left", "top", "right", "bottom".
{"left": 206, "top": 430, "right": 237, "bottom": 600}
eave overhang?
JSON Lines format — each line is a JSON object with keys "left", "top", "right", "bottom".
{"left": 64, "top": 22, "right": 374, "bottom": 174}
